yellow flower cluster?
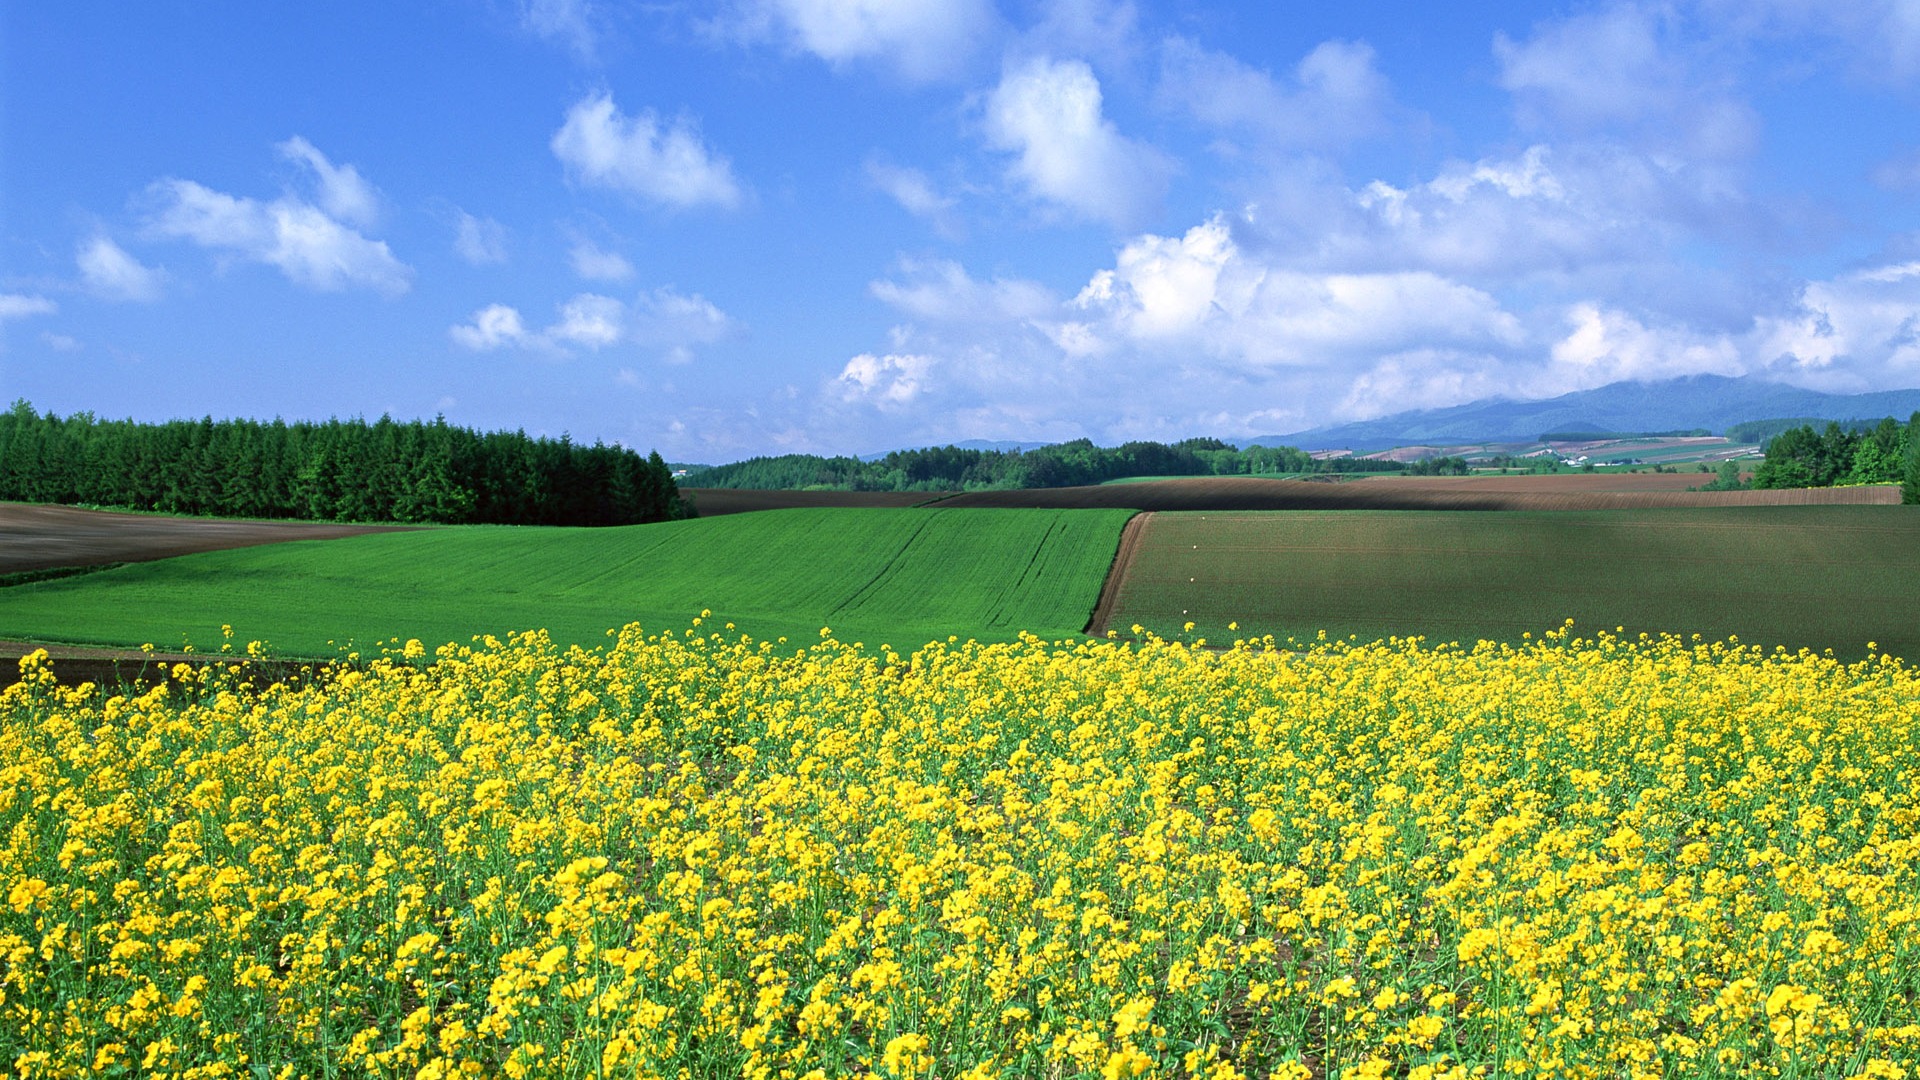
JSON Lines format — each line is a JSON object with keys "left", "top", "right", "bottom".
{"left": 2, "top": 621, "right": 1917, "bottom": 1078}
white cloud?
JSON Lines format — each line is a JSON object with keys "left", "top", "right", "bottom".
{"left": 450, "top": 304, "right": 531, "bottom": 350}
{"left": 1075, "top": 217, "right": 1526, "bottom": 367}
{"left": 985, "top": 55, "right": 1172, "bottom": 228}
{"left": 454, "top": 212, "right": 508, "bottom": 265}
{"left": 77, "top": 236, "right": 164, "bottom": 302}
{"left": 1696, "top": 0, "right": 1920, "bottom": 83}
{"left": 277, "top": 136, "right": 381, "bottom": 228}
{"left": 550, "top": 293, "right": 626, "bottom": 348}
{"left": 1159, "top": 37, "right": 1391, "bottom": 150}
{"left": 40, "top": 331, "right": 81, "bottom": 352}
{"left": 0, "top": 294, "right": 56, "bottom": 322}
{"left": 838, "top": 352, "right": 935, "bottom": 407}
{"left": 1493, "top": 5, "right": 1757, "bottom": 159}
{"left": 714, "top": 0, "right": 998, "bottom": 82}
{"left": 870, "top": 259, "right": 1056, "bottom": 324}
{"left": 449, "top": 287, "right": 734, "bottom": 360}
{"left": 520, "top": 0, "right": 601, "bottom": 62}
{"left": 552, "top": 93, "right": 743, "bottom": 210}
{"left": 1548, "top": 303, "right": 1744, "bottom": 384}
{"left": 143, "top": 140, "right": 412, "bottom": 296}
{"left": 1025, "top": 0, "right": 1141, "bottom": 72}
{"left": 631, "top": 286, "right": 733, "bottom": 349}
{"left": 865, "top": 159, "right": 960, "bottom": 236}
{"left": 1750, "top": 261, "right": 1920, "bottom": 388}
{"left": 569, "top": 238, "right": 635, "bottom": 281}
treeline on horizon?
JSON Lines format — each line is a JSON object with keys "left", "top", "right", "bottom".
{"left": 1751, "top": 413, "right": 1920, "bottom": 502}
{"left": 0, "top": 401, "right": 683, "bottom": 526}
{"left": 685, "top": 437, "right": 1407, "bottom": 492}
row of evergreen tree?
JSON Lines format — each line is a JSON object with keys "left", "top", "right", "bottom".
{"left": 687, "top": 437, "right": 1405, "bottom": 491}
{"left": 0, "top": 401, "right": 684, "bottom": 526}
{"left": 1752, "top": 414, "right": 1920, "bottom": 503}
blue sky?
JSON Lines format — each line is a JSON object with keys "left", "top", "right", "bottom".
{"left": 6, "top": 1, "right": 1920, "bottom": 461}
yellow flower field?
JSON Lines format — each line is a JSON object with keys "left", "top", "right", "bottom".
{"left": 3, "top": 622, "right": 1917, "bottom": 1078}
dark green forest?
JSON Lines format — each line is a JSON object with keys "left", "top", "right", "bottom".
{"left": 1751, "top": 414, "right": 1920, "bottom": 503}
{"left": 686, "top": 437, "right": 1404, "bottom": 491}
{"left": 0, "top": 402, "right": 684, "bottom": 526}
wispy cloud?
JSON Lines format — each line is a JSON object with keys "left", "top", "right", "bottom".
{"left": 709, "top": 0, "right": 999, "bottom": 82}
{"left": 551, "top": 93, "right": 744, "bottom": 210}
{"left": 569, "top": 238, "right": 635, "bottom": 282}
{"left": 143, "top": 139, "right": 411, "bottom": 295}
{"left": 77, "top": 236, "right": 164, "bottom": 302}
{"left": 453, "top": 212, "right": 508, "bottom": 265}
{"left": 0, "top": 294, "right": 57, "bottom": 322}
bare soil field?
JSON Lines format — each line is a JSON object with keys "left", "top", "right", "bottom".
{"left": 1094, "top": 505, "right": 1920, "bottom": 659}
{"left": 931, "top": 476, "right": 1900, "bottom": 511}
{"left": 0, "top": 503, "right": 417, "bottom": 575}
{"left": 682, "top": 489, "right": 947, "bottom": 516}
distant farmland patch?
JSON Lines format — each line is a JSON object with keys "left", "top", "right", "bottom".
{"left": 934, "top": 475, "right": 1898, "bottom": 511}
{"left": 0, "top": 502, "right": 418, "bottom": 574}
{"left": 680, "top": 488, "right": 944, "bottom": 516}
{"left": 1102, "top": 505, "right": 1920, "bottom": 660}
{"left": 0, "top": 508, "right": 1132, "bottom": 656}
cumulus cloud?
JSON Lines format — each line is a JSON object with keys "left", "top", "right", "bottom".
{"left": 77, "top": 236, "right": 164, "bottom": 302}
{"left": 984, "top": 55, "right": 1172, "bottom": 228}
{"left": 551, "top": 93, "right": 743, "bottom": 210}
{"left": 837, "top": 352, "right": 936, "bottom": 407}
{"left": 712, "top": 0, "right": 999, "bottom": 82}
{"left": 142, "top": 140, "right": 411, "bottom": 295}
{"left": 569, "top": 238, "right": 635, "bottom": 282}
{"left": 449, "top": 287, "right": 733, "bottom": 361}
{"left": 454, "top": 212, "right": 508, "bottom": 265}
{"left": 1071, "top": 217, "right": 1526, "bottom": 367}
{"left": 0, "top": 294, "right": 56, "bottom": 322}
{"left": 550, "top": 293, "right": 626, "bottom": 348}
{"left": 1159, "top": 37, "right": 1392, "bottom": 150}
{"left": 1751, "top": 261, "right": 1920, "bottom": 388}
{"left": 449, "top": 304, "right": 530, "bottom": 350}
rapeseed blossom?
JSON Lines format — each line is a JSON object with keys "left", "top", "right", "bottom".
{"left": 1, "top": 622, "right": 1917, "bottom": 1077}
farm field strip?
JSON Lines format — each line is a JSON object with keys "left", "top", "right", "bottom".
{"left": 0, "top": 507, "right": 1133, "bottom": 658}
{"left": 933, "top": 477, "right": 1899, "bottom": 512}
{"left": 1102, "top": 505, "right": 1920, "bottom": 660}
{"left": 0, "top": 501, "right": 418, "bottom": 575}
{"left": 4, "top": 627, "right": 1915, "bottom": 1076}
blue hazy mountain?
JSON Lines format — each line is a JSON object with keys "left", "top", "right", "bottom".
{"left": 1255, "top": 375, "right": 1920, "bottom": 452}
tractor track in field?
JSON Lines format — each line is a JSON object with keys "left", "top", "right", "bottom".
{"left": 1084, "top": 512, "right": 1153, "bottom": 636}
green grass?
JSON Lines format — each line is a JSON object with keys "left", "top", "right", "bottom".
{"left": 1109, "top": 505, "right": 1920, "bottom": 660}
{"left": 0, "top": 507, "right": 1134, "bottom": 657}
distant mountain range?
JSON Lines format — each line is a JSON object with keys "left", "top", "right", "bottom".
{"left": 1255, "top": 375, "right": 1920, "bottom": 452}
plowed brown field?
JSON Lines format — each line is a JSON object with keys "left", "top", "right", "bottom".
{"left": 681, "top": 489, "right": 946, "bottom": 516}
{"left": 930, "top": 476, "right": 1899, "bottom": 511}
{"left": 0, "top": 503, "right": 417, "bottom": 575}
{"left": 1095, "top": 505, "right": 1920, "bottom": 659}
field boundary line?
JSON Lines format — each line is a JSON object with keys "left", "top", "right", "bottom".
{"left": 1084, "top": 512, "right": 1153, "bottom": 636}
